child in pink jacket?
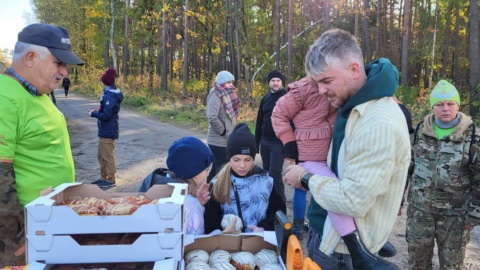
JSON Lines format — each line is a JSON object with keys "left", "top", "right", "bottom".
{"left": 271, "top": 76, "right": 338, "bottom": 240}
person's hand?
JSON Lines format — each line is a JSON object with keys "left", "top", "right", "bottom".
{"left": 283, "top": 164, "right": 305, "bottom": 189}
{"left": 88, "top": 109, "right": 95, "bottom": 116}
{"left": 284, "top": 158, "right": 296, "bottom": 165}
{"left": 464, "top": 223, "right": 475, "bottom": 231}
{"left": 196, "top": 183, "right": 211, "bottom": 206}
{"left": 247, "top": 225, "right": 264, "bottom": 232}
{"left": 14, "top": 244, "right": 25, "bottom": 256}
{"left": 222, "top": 217, "right": 238, "bottom": 233}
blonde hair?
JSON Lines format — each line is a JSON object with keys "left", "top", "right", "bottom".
{"left": 170, "top": 170, "right": 201, "bottom": 198}
{"left": 212, "top": 163, "right": 233, "bottom": 204}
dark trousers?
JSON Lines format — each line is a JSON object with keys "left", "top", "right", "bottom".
{"left": 48, "top": 90, "right": 56, "bottom": 105}
{"left": 64, "top": 86, "right": 70, "bottom": 97}
{"left": 307, "top": 228, "right": 353, "bottom": 270}
{"left": 207, "top": 144, "right": 228, "bottom": 182}
{"left": 260, "top": 138, "right": 285, "bottom": 203}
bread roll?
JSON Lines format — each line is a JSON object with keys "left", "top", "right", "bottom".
{"left": 221, "top": 214, "right": 243, "bottom": 231}
{"left": 210, "top": 261, "right": 236, "bottom": 270}
{"left": 106, "top": 195, "right": 151, "bottom": 205}
{"left": 230, "top": 251, "right": 256, "bottom": 270}
{"left": 69, "top": 204, "right": 99, "bottom": 216}
{"left": 186, "top": 261, "right": 210, "bottom": 270}
{"left": 81, "top": 197, "right": 112, "bottom": 212}
{"left": 255, "top": 249, "right": 278, "bottom": 267}
{"left": 103, "top": 203, "right": 139, "bottom": 215}
{"left": 185, "top": 249, "right": 210, "bottom": 263}
{"left": 209, "top": 250, "right": 231, "bottom": 265}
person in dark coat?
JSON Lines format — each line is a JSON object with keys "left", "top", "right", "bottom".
{"left": 89, "top": 68, "right": 123, "bottom": 188}
{"left": 62, "top": 76, "right": 71, "bottom": 98}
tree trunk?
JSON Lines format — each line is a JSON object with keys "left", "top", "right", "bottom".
{"left": 238, "top": 0, "right": 252, "bottom": 97}
{"left": 469, "top": 0, "right": 479, "bottom": 118}
{"left": 122, "top": 0, "right": 130, "bottom": 82}
{"left": 354, "top": 0, "right": 359, "bottom": 38}
{"left": 275, "top": 0, "right": 281, "bottom": 69}
{"left": 440, "top": 1, "right": 453, "bottom": 78}
{"left": 362, "top": 0, "right": 372, "bottom": 62}
{"left": 400, "top": 0, "right": 410, "bottom": 85}
{"left": 182, "top": 0, "right": 189, "bottom": 97}
{"left": 323, "top": 0, "right": 330, "bottom": 30}
{"left": 287, "top": 0, "right": 293, "bottom": 83}
{"left": 428, "top": 0, "right": 439, "bottom": 89}
{"left": 375, "top": 0, "right": 381, "bottom": 57}
{"left": 453, "top": 4, "right": 461, "bottom": 85}
{"left": 109, "top": 0, "right": 117, "bottom": 72}
{"left": 234, "top": 0, "right": 242, "bottom": 87}
{"left": 103, "top": 0, "right": 110, "bottom": 68}
{"left": 162, "top": 0, "right": 168, "bottom": 93}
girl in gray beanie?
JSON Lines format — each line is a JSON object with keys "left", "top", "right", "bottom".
{"left": 206, "top": 70, "right": 241, "bottom": 182}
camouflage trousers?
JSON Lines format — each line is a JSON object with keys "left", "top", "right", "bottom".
{"left": 0, "top": 234, "right": 25, "bottom": 267}
{"left": 0, "top": 163, "right": 26, "bottom": 267}
{"left": 406, "top": 207, "right": 470, "bottom": 270}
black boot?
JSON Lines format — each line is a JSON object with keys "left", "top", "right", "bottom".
{"left": 378, "top": 241, "right": 397, "bottom": 257}
{"left": 292, "top": 219, "right": 304, "bottom": 240}
{"left": 342, "top": 231, "right": 400, "bottom": 270}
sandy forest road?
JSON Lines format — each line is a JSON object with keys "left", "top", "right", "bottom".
{"left": 55, "top": 89, "right": 480, "bottom": 269}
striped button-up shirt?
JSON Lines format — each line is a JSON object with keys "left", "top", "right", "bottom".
{"left": 309, "top": 97, "right": 411, "bottom": 255}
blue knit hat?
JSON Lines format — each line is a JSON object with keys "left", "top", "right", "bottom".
{"left": 167, "top": 137, "right": 214, "bottom": 179}
{"left": 215, "top": 71, "right": 235, "bottom": 85}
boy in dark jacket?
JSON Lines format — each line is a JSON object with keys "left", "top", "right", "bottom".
{"left": 89, "top": 69, "right": 124, "bottom": 188}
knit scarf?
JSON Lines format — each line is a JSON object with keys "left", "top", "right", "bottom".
{"left": 330, "top": 58, "right": 399, "bottom": 176}
{"left": 214, "top": 82, "right": 241, "bottom": 119}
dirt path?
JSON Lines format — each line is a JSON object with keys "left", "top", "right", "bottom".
{"left": 56, "top": 89, "right": 480, "bottom": 270}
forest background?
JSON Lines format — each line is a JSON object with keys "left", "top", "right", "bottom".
{"left": 1, "top": 0, "right": 480, "bottom": 130}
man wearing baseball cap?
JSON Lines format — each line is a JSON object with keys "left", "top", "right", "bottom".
{"left": 0, "top": 23, "right": 84, "bottom": 266}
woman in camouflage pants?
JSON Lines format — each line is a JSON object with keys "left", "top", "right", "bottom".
{"left": 407, "top": 80, "right": 480, "bottom": 269}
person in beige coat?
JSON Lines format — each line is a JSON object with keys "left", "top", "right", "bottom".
{"left": 206, "top": 71, "right": 240, "bottom": 181}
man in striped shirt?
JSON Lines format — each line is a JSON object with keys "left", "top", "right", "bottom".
{"left": 283, "top": 29, "right": 410, "bottom": 269}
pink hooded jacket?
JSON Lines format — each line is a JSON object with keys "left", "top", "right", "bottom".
{"left": 271, "top": 77, "right": 337, "bottom": 161}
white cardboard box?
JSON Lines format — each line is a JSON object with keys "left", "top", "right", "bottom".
{"left": 25, "top": 258, "right": 178, "bottom": 270}
{"left": 25, "top": 183, "right": 187, "bottom": 264}
{"left": 27, "top": 232, "right": 183, "bottom": 264}
{"left": 184, "top": 232, "right": 285, "bottom": 270}
{"left": 25, "top": 183, "right": 186, "bottom": 235}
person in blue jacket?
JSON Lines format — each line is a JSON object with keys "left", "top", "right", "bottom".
{"left": 89, "top": 68, "right": 124, "bottom": 188}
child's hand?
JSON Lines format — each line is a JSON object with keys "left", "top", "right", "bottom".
{"left": 247, "top": 225, "right": 264, "bottom": 232}
{"left": 196, "top": 183, "right": 211, "bottom": 206}
{"left": 222, "top": 217, "right": 238, "bottom": 233}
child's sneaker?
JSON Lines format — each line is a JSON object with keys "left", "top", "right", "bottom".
{"left": 95, "top": 180, "right": 116, "bottom": 188}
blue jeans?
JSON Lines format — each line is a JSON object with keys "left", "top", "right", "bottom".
{"left": 293, "top": 188, "right": 307, "bottom": 220}
{"left": 260, "top": 138, "right": 285, "bottom": 203}
{"left": 307, "top": 228, "right": 353, "bottom": 270}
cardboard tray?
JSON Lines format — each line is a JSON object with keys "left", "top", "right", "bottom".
{"left": 25, "top": 258, "right": 178, "bottom": 270}
{"left": 25, "top": 183, "right": 187, "bottom": 235}
{"left": 184, "top": 232, "right": 285, "bottom": 269}
{"left": 27, "top": 232, "right": 183, "bottom": 264}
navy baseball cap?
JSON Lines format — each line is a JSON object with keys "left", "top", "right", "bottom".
{"left": 18, "top": 24, "right": 84, "bottom": 66}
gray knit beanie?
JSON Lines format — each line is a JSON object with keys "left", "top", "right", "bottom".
{"left": 215, "top": 71, "right": 235, "bottom": 85}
